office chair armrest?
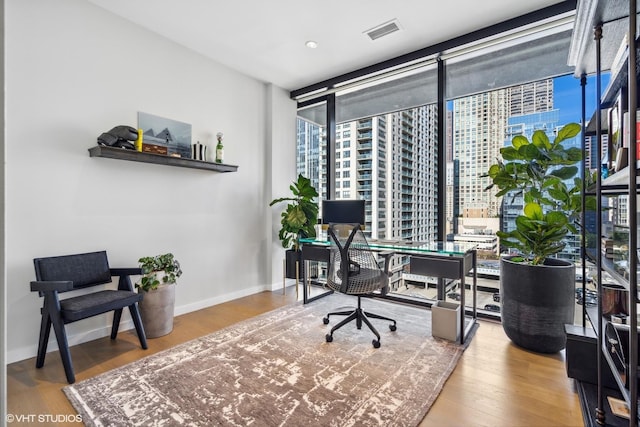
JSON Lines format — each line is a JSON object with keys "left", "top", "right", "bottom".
{"left": 30, "top": 280, "right": 73, "bottom": 293}
{"left": 379, "top": 251, "right": 394, "bottom": 275}
{"left": 348, "top": 260, "right": 361, "bottom": 275}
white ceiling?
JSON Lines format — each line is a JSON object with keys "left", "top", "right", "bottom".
{"left": 88, "top": 0, "right": 566, "bottom": 92}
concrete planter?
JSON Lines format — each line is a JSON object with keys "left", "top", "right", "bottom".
{"left": 139, "top": 282, "right": 175, "bottom": 338}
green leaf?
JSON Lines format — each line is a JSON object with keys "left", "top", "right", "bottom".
{"left": 565, "top": 147, "right": 584, "bottom": 162}
{"left": 519, "top": 144, "right": 542, "bottom": 160}
{"left": 532, "top": 130, "right": 551, "bottom": 150}
{"left": 500, "top": 146, "right": 520, "bottom": 161}
{"left": 545, "top": 210, "right": 568, "bottom": 226}
{"left": 512, "top": 135, "right": 529, "bottom": 150}
{"left": 555, "top": 122, "right": 581, "bottom": 143}
{"left": 547, "top": 187, "right": 568, "bottom": 202}
{"left": 550, "top": 166, "right": 578, "bottom": 180}
{"left": 487, "top": 164, "right": 501, "bottom": 179}
{"left": 523, "top": 202, "right": 543, "bottom": 220}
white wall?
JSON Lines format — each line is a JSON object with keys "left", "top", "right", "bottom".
{"left": 1, "top": 0, "right": 6, "bottom": 417}
{"left": 4, "top": 0, "right": 296, "bottom": 363}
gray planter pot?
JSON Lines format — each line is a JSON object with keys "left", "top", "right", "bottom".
{"left": 500, "top": 256, "right": 575, "bottom": 353}
{"left": 139, "top": 283, "right": 175, "bottom": 338}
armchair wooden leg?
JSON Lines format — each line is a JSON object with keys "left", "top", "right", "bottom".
{"left": 111, "top": 308, "right": 123, "bottom": 339}
{"left": 35, "top": 313, "right": 52, "bottom": 369}
{"left": 128, "top": 303, "right": 148, "bottom": 350}
{"left": 50, "top": 313, "right": 75, "bottom": 384}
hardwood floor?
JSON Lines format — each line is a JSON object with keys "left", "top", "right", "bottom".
{"left": 6, "top": 288, "right": 584, "bottom": 426}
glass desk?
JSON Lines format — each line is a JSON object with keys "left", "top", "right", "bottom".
{"left": 299, "top": 235, "right": 478, "bottom": 345}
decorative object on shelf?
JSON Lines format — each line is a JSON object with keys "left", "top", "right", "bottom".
{"left": 138, "top": 112, "right": 192, "bottom": 158}
{"left": 96, "top": 125, "right": 137, "bottom": 150}
{"left": 215, "top": 132, "right": 224, "bottom": 163}
{"left": 136, "top": 253, "right": 182, "bottom": 338}
{"left": 269, "top": 174, "right": 319, "bottom": 279}
{"left": 135, "top": 128, "right": 143, "bottom": 152}
{"left": 485, "top": 122, "right": 596, "bottom": 353}
{"left": 191, "top": 141, "right": 207, "bottom": 161}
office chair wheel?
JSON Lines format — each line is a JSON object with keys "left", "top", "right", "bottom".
{"left": 389, "top": 324, "right": 397, "bottom": 332}
{"left": 372, "top": 339, "right": 381, "bottom": 348}
{"left": 326, "top": 334, "right": 333, "bottom": 342}
{"left": 323, "top": 317, "right": 330, "bottom": 325}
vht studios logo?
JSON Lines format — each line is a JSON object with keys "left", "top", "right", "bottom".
{"left": 6, "top": 414, "right": 83, "bottom": 423}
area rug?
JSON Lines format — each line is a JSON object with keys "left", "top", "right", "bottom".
{"left": 64, "top": 294, "right": 476, "bottom": 426}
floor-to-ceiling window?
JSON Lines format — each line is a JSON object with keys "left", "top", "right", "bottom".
{"left": 292, "top": 4, "right": 603, "bottom": 321}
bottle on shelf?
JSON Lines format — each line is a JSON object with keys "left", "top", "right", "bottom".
{"left": 215, "top": 132, "right": 224, "bottom": 163}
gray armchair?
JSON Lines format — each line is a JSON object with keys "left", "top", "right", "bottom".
{"left": 323, "top": 223, "right": 396, "bottom": 348}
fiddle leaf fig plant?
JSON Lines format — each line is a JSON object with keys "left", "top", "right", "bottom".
{"left": 484, "top": 122, "right": 596, "bottom": 265}
{"left": 136, "top": 253, "right": 182, "bottom": 292}
{"left": 270, "top": 174, "right": 319, "bottom": 251}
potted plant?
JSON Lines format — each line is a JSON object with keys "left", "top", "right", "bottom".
{"left": 485, "top": 122, "right": 595, "bottom": 353}
{"left": 269, "top": 174, "right": 319, "bottom": 278}
{"left": 136, "top": 253, "right": 182, "bottom": 338}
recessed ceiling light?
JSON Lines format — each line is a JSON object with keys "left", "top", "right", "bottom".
{"left": 305, "top": 40, "right": 318, "bottom": 49}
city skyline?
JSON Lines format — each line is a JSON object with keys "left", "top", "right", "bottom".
{"left": 297, "top": 73, "right": 607, "bottom": 251}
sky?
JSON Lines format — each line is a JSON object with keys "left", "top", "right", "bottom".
{"left": 444, "top": 73, "right": 612, "bottom": 126}
{"left": 554, "top": 73, "right": 611, "bottom": 125}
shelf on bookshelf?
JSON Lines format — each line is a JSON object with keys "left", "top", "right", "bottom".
{"left": 585, "top": 161, "right": 640, "bottom": 195}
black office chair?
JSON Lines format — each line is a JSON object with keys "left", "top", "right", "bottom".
{"left": 323, "top": 223, "right": 396, "bottom": 348}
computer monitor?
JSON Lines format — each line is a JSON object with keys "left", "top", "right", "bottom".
{"left": 321, "top": 200, "right": 365, "bottom": 225}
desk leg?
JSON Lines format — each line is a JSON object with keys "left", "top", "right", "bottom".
{"left": 472, "top": 250, "right": 477, "bottom": 319}
{"left": 302, "top": 261, "right": 311, "bottom": 295}
{"left": 302, "top": 256, "right": 308, "bottom": 304}
{"left": 295, "top": 261, "right": 299, "bottom": 299}
{"left": 283, "top": 259, "right": 300, "bottom": 298}
{"left": 459, "top": 267, "right": 465, "bottom": 345}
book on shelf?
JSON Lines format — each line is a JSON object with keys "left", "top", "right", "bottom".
{"left": 142, "top": 143, "right": 168, "bottom": 155}
{"left": 622, "top": 111, "right": 640, "bottom": 161}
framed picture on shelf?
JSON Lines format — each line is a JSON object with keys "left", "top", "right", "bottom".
{"left": 137, "top": 112, "right": 192, "bottom": 158}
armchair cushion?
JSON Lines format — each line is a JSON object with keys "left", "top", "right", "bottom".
{"left": 60, "top": 290, "right": 141, "bottom": 322}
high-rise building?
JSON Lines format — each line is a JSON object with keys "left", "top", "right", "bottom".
{"left": 297, "top": 105, "right": 439, "bottom": 283}
{"left": 509, "top": 80, "right": 554, "bottom": 115}
{"left": 296, "top": 118, "right": 324, "bottom": 200}
{"left": 452, "top": 89, "right": 510, "bottom": 219}
{"left": 450, "top": 79, "right": 555, "bottom": 256}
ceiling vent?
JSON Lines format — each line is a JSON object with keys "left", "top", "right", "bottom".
{"left": 365, "top": 19, "right": 401, "bottom": 41}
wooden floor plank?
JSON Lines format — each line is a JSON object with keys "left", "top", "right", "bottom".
{"left": 6, "top": 288, "right": 585, "bottom": 426}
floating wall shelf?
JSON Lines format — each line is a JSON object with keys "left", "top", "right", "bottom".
{"left": 88, "top": 146, "right": 238, "bottom": 172}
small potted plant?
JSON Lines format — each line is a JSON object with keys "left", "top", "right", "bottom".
{"left": 136, "top": 253, "right": 182, "bottom": 338}
{"left": 269, "top": 174, "right": 319, "bottom": 278}
{"left": 484, "top": 122, "right": 596, "bottom": 353}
